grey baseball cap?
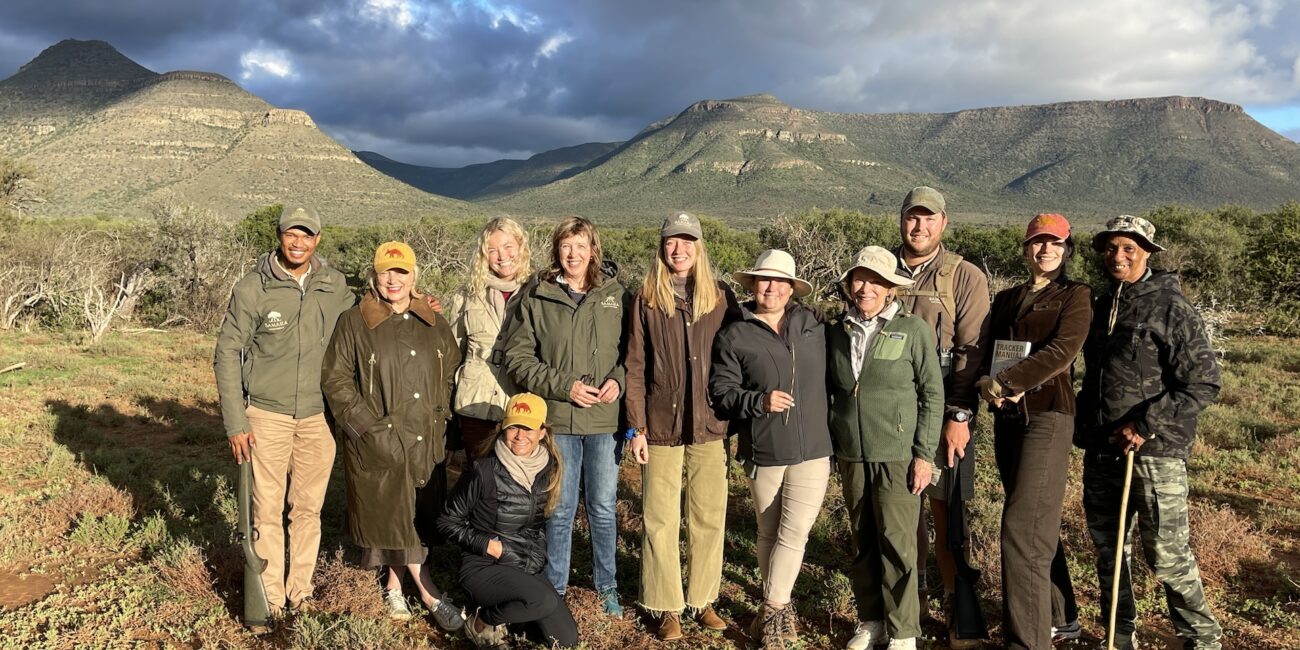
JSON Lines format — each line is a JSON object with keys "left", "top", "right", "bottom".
{"left": 279, "top": 205, "right": 321, "bottom": 235}
{"left": 900, "top": 186, "right": 946, "bottom": 215}
{"left": 1092, "top": 214, "right": 1166, "bottom": 252}
{"left": 661, "top": 211, "right": 703, "bottom": 239}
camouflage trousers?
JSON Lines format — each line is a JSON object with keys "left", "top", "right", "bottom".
{"left": 1082, "top": 452, "right": 1222, "bottom": 650}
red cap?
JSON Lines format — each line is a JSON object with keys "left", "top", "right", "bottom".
{"left": 1023, "top": 213, "right": 1071, "bottom": 244}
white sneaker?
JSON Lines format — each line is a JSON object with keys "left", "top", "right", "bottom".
{"left": 886, "top": 638, "right": 916, "bottom": 650}
{"left": 385, "top": 589, "right": 413, "bottom": 621}
{"left": 846, "top": 620, "right": 887, "bottom": 650}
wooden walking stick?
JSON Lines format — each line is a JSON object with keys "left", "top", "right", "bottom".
{"left": 1106, "top": 449, "right": 1136, "bottom": 650}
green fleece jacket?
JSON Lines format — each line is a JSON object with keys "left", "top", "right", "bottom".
{"left": 826, "top": 306, "right": 944, "bottom": 463}
{"left": 503, "top": 266, "right": 629, "bottom": 434}
{"left": 214, "top": 252, "right": 355, "bottom": 436}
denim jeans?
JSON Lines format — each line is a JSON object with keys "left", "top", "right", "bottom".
{"left": 545, "top": 432, "right": 623, "bottom": 594}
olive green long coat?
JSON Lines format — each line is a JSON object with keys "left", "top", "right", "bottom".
{"left": 322, "top": 293, "right": 460, "bottom": 550}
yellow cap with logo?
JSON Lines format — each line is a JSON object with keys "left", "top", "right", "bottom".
{"left": 374, "top": 241, "right": 416, "bottom": 273}
{"left": 501, "top": 393, "right": 547, "bottom": 430}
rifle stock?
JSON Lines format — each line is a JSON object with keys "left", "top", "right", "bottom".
{"left": 237, "top": 459, "right": 271, "bottom": 630}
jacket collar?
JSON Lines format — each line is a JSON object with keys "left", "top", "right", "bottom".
{"left": 360, "top": 291, "right": 439, "bottom": 329}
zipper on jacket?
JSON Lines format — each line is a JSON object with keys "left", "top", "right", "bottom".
{"left": 367, "top": 352, "right": 376, "bottom": 395}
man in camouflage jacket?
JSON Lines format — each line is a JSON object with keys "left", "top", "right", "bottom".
{"left": 1075, "top": 215, "right": 1222, "bottom": 650}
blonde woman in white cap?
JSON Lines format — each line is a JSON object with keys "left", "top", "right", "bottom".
{"left": 826, "top": 246, "right": 944, "bottom": 650}
{"left": 710, "top": 249, "right": 833, "bottom": 649}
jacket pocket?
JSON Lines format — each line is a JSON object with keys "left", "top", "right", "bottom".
{"left": 350, "top": 418, "right": 402, "bottom": 472}
{"left": 872, "top": 332, "right": 908, "bottom": 361}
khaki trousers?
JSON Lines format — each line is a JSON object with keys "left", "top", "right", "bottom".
{"left": 639, "top": 440, "right": 728, "bottom": 613}
{"left": 246, "top": 405, "right": 336, "bottom": 608}
{"left": 749, "top": 457, "right": 831, "bottom": 606}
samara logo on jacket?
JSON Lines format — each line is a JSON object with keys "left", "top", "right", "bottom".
{"left": 264, "top": 310, "right": 288, "bottom": 332}
{"left": 600, "top": 296, "right": 619, "bottom": 309}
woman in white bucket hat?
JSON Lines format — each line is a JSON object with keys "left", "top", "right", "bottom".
{"left": 710, "top": 249, "right": 832, "bottom": 649}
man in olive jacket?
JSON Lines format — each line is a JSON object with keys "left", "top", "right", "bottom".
{"left": 214, "top": 206, "right": 355, "bottom": 614}
{"left": 1076, "top": 215, "right": 1222, "bottom": 650}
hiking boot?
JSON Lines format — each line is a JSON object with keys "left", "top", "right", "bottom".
{"left": 466, "top": 609, "right": 507, "bottom": 649}
{"left": 776, "top": 605, "right": 798, "bottom": 642}
{"left": 385, "top": 589, "right": 413, "bottom": 621}
{"left": 656, "top": 612, "right": 684, "bottom": 641}
{"left": 846, "top": 620, "right": 887, "bottom": 650}
{"left": 429, "top": 596, "right": 466, "bottom": 632}
{"left": 1051, "top": 619, "right": 1082, "bottom": 642}
{"left": 695, "top": 605, "right": 727, "bottom": 631}
{"left": 886, "top": 638, "right": 916, "bottom": 650}
{"left": 761, "top": 605, "right": 790, "bottom": 649}
{"left": 287, "top": 597, "right": 317, "bottom": 614}
{"left": 599, "top": 587, "right": 624, "bottom": 617}
{"left": 1103, "top": 632, "right": 1137, "bottom": 649}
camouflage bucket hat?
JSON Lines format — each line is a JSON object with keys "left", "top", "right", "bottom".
{"left": 1092, "top": 214, "right": 1166, "bottom": 253}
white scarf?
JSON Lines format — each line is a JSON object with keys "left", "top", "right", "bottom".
{"left": 494, "top": 435, "right": 550, "bottom": 490}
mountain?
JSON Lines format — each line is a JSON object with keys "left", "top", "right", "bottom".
{"left": 0, "top": 39, "right": 474, "bottom": 223}
{"left": 356, "top": 141, "right": 621, "bottom": 200}
{"left": 473, "top": 93, "right": 1300, "bottom": 225}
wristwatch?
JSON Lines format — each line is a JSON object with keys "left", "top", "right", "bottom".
{"left": 947, "top": 410, "right": 971, "bottom": 423}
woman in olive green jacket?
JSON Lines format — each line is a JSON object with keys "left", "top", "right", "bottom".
{"left": 826, "top": 246, "right": 943, "bottom": 650}
{"left": 321, "top": 242, "right": 465, "bottom": 632}
{"left": 503, "top": 215, "right": 630, "bottom": 616}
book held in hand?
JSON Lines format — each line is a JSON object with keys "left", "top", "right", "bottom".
{"left": 990, "top": 339, "right": 1031, "bottom": 377}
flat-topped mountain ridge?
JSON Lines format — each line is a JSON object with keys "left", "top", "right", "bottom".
{"left": 468, "top": 92, "right": 1300, "bottom": 224}
{"left": 0, "top": 39, "right": 474, "bottom": 222}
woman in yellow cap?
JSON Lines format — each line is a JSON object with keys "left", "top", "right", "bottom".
{"left": 322, "top": 241, "right": 465, "bottom": 631}
{"left": 438, "top": 393, "right": 578, "bottom": 649}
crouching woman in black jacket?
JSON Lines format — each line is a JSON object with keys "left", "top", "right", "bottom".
{"left": 437, "top": 393, "right": 578, "bottom": 649}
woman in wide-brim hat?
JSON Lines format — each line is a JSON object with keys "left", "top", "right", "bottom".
{"left": 710, "top": 249, "right": 833, "bottom": 649}
{"left": 827, "top": 246, "right": 943, "bottom": 650}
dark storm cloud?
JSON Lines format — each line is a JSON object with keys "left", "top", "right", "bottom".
{"left": 1, "top": 0, "right": 1298, "bottom": 166}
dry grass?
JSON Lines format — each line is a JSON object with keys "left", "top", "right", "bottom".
{"left": 1, "top": 330, "right": 1299, "bottom": 649}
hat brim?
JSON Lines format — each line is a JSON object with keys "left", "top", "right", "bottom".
{"left": 660, "top": 227, "right": 701, "bottom": 240}
{"left": 279, "top": 220, "right": 319, "bottom": 236}
{"left": 837, "top": 264, "right": 914, "bottom": 287}
{"left": 501, "top": 416, "right": 545, "bottom": 431}
{"left": 375, "top": 261, "right": 416, "bottom": 273}
{"left": 1091, "top": 230, "right": 1166, "bottom": 253}
{"left": 733, "top": 270, "right": 813, "bottom": 299}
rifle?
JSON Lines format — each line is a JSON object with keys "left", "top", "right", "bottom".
{"left": 237, "top": 458, "right": 272, "bottom": 632}
{"left": 235, "top": 347, "right": 271, "bottom": 632}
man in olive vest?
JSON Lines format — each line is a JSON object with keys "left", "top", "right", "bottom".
{"left": 891, "top": 187, "right": 989, "bottom": 649}
{"left": 214, "top": 206, "right": 355, "bottom": 619}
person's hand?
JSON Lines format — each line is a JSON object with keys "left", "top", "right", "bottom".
{"left": 486, "top": 538, "right": 502, "bottom": 559}
{"left": 977, "top": 376, "right": 999, "bottom": 403}
{"left": 570, "top": 380, "right": 601, "bottom": 408}
{"left": 1110, "top": 423, "right": 1146, "bottom": 453}
{"left": 627, "top": 432, "right": 649, "bottom": 465}
{"left": 910, "top": 458, "right": 932, "bottom": 495}
{"left": 230, "top": 431, "right": 255, "bottom": 464}
{"left": 596, "top": 378, "right": 621, "bottom": 404}
{"left": 941, "top": 419, "right": 970, "bottom": 468}
{"left": 424, "top": 294, "right": 443, "bottom": 313}
{"left": 764, "top": 390, "right": 795, "bottom": 413}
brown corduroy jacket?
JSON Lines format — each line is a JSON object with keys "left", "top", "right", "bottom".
{"left": 623, "top": 281, "right": 740, "bottom": 446}
{"left": 980, "top": 276, "right": 1092, "bottom": 416}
